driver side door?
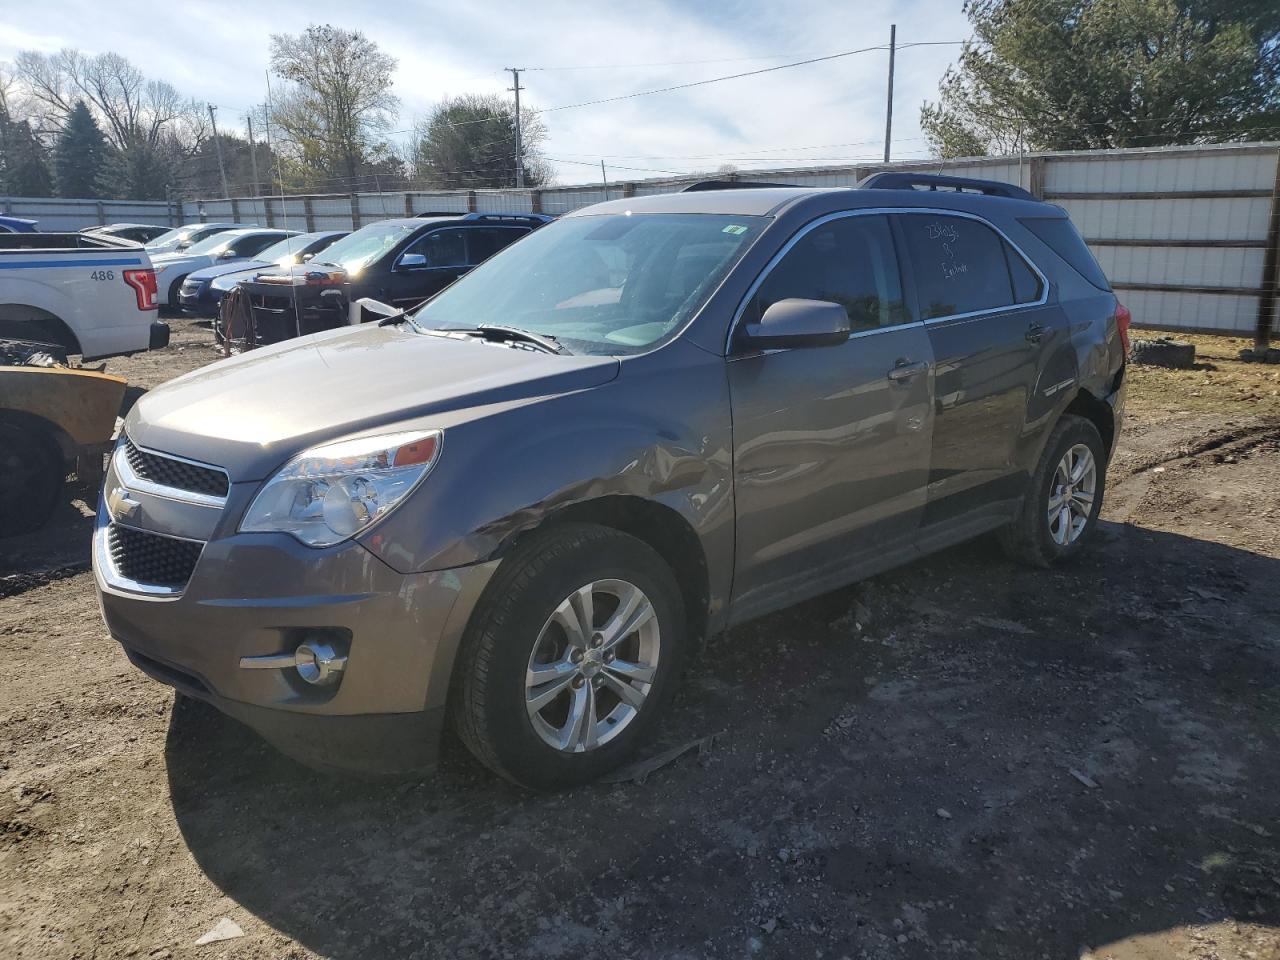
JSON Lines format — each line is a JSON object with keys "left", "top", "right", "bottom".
{"left": 384, "top": 228, "right": 470, "bottom": 309}
{"left": 727, "top": 213, "right": 935, "bottom": 622}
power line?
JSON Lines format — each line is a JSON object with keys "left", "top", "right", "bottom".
{"left": 537, "top": 42, "right": 962, "bottom": 114}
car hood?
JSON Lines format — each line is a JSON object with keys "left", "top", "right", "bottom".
{"left": 126, "top": 322, "right": 621, "bottom": 481}
{"left": 151, "top": 253, "right": 211, "bottom": 273}
{"left": 188, "top": 259, "right": 271, "bottom": 283}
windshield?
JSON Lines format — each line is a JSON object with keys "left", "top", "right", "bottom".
{"left": 411, "top": 213, "right": 765, "bottom": 355}
{"left": 146, "top": 225, "right": 197, "bottom": 249}
{"left": 184, "top": 232, "right": 241, "bottom": 256}
{"left": 311, "top": 222, "right": 417, "bottom": 273}
{"left": 255, "top": 235, "right": 317, "bottom": 266}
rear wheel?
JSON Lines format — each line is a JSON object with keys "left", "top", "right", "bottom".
{"left": 451, "top": 523, "right": 686, "bottom": 790}
{"left": 167, "top": 276, "right": 187, "bottom": 312}
{"left": 0, "top": 422, "right": 64, "bottom": 537}
{"left": 1000, "top": 414, "right": 1106, "bottom": 567}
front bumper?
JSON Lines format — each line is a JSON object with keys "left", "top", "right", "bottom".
{"left": 92, "top": 450, "right": 496, "bottom": 774}
{"left": 177, "top": 285, "right": 220, "bottom": 318}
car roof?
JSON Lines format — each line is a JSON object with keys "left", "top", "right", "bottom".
{"left": 565, "top": 184, "right": 1054, "bottom": 220}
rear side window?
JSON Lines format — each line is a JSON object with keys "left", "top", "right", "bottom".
{"left": 746, "top": 214, "right": 908, "bottom": 334}
{"left": 1020, "top": 216, "right": 1110, "bottom": 291}
{"left": 899, "top": 213, "right": 1043, "bottom": 320}
{"left": 467, "top": 227, "right": 528, "bottom": 264}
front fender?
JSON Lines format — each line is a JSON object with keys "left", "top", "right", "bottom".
{"left": 357, "top": 339, "right": 736, "bottom": 608}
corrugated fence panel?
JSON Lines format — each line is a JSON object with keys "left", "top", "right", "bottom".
{"left": 408, "top": 192, "right": 469, "bottom": 215}
{"left": 5, "top": 143, "right": 1277, "bottom": 335}
{"left": 1094, "top": 245, "right": 1265, "bottom": 290}
{"left": 1059, "top": 197, "right": 1271, "bottom": 242}
{"left": 1121, "top": 289, "right": 1260, "bottom": 332}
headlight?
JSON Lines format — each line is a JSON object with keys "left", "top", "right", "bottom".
{"left": 240, "top": 430, "right": 442, "bottom": 547}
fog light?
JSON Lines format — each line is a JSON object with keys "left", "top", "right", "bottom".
{"left": 294, "top": 641, "right": 346, "bottom": 686}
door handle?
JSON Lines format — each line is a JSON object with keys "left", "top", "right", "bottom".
{"left": 1025, "top": 322, "right": 1046, "bottom": 343}
{"left": 886, "top": 359, "right": 929, "bottom": 382}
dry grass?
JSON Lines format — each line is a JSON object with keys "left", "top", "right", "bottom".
{"left": 1125, "top": 333, "right": 1280, "bottom": 422}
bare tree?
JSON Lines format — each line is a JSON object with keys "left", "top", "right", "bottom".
{"left": 269, "top": 24, "right": 398, "bottom": 190}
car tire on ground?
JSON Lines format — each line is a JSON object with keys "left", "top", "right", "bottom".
{"left": 451, "top": 522, "right": 686, "bottom": 790}
{"left": 0, "top": 421, "right": 64, "bottom": 538}
{"left": 1000, "top": 414, "right": 1107, "bottom": 567}
{"left": 167, "top": 276, "right": 187, "bottom": 312}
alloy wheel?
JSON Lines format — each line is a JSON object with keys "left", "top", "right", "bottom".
{"left": 1047, "top": 443, "right": 1097, "bottom": 546}
{"left": 525, "top": 578, "right": 661, "bottom": 753}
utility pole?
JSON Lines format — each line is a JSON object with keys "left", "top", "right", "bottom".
{"left": 507, "top": 67, "right": 525, "bottom": 188}
{"left": 883, "top": 24, "right": 896, "bottom": 164}
{"left": 246, "top": 112, "right": 261, "bottom": 198}
{"left": 600, "top": 159, "right": 609, "bottom": 200}
{"left": 206, "top": 103, "right": 230, "bottom": 199}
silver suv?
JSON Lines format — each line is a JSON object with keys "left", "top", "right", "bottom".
{"left": 94, "top": 174, "right": 1128, "bottom": 789}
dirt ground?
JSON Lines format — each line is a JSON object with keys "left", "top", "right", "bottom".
{"left": 2, "top": 326, "right": 1279, "bottom": 960}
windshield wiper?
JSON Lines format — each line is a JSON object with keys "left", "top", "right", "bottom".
{"left": 468, "top": 325, "right": 570, "bottom": 355}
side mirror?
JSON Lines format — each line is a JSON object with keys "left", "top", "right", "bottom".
{"left": 352, "top": 296, "right": 398, "bottom": 324}
{"left": 301, "top": 252, "right": 315, "bottom": 262}
{"left": 219, "top": 249, "right": 238, "bottom": 259}
{"left": 176, "top": 241, "right": 192, "bottom": 251}
{"left": 741, "top": 298, "right": 850, "bottom": 350}
{"left": 397, "top": 253, "right": 428, "bottom": 270}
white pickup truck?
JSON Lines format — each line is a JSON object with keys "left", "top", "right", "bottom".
{"left": 0, "top": 232, "right": 169, "bottom": 359}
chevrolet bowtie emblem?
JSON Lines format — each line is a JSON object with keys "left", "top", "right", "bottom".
{"left": 107, "top": 486, "right": 141, "bottom": 522}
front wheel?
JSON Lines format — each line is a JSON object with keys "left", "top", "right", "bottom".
{"left": 1000, "top": 414, "right": 1106, "bottom": 567}
{"left": 451, "top": 523, "right": 686, "bottom": 790}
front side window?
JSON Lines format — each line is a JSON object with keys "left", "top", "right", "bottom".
{"left": 745, "top": 214, "right": 908, "bottom": 334}
{"left": 412, "top": 213, "right": 765, "bottom": 355}
{"left": 899, "top": 214, "right": 1040, "bottom": 320}
{"left": 230, "top": 234, "right": 284, "bottom": 258}
{"left": 404, "top": 228, "right": 467, "bottom": 268}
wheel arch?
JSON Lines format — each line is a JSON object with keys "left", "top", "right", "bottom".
{"left": 1062, "top": 388, "right": 1115, "bottom": 459}
{"left": 506, "top": 495, "right": 712, "bottom": 651}
{"left": 0, "top": 409, "right": 74, "bottom": 466}
{"left": 0, "top": 303, "right": 82, "bottom": 354}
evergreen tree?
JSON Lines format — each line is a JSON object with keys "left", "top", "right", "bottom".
{"left": 1, "top": 115, "right": 54, "bottom": 197}
{"left": 55, "top": 100, "right": 107, "bottom": 197}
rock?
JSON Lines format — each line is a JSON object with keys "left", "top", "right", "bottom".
{"left": 936, "top": 808, "right": 952, "bottom": 820}
{"left": 761, "top": 917, "right": 778, "bottom": 935}
{"left": 1068, "top": 768, "right": 1099, "bottom": 789}
{"left": 194, "top": 918, "right": 244, "bottom": 946}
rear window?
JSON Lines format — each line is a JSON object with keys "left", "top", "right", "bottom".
{"left": 898, "top": 214, "right": 1040, "bottom": 320}
{"left": 1019, "top": 217, "right": 1110, "bottom": 291}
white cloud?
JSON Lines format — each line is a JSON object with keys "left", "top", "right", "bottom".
{"left": 0, "top": 0, "right": 970, "bottom": 184}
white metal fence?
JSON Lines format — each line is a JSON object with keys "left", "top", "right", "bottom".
{"left": 4, "top": 142, "right": 1277, "bottom": 336}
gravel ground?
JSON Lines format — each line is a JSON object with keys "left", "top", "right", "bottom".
{"left": 1, "top": 325, "right": 1278, "bottom": 960}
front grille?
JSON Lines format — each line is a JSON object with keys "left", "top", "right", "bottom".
{"left": 106, "top": 524, "right": 203, "bottom": 588}
{"left": 124, "top": 438, "right": 229, "bottom": 498}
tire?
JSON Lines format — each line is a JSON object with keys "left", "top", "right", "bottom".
{"left": 167, "top": 276, "right": 187, "bottom": 312}
{"left": 0, "top": 422, "right": 64, "bottom": 537}
{"left": 1000, "top": 414, "right": 1106, "bottom": 567}
{"left": 451, "top": 522, "right": 686, "bottom": 790}
{"left": 1130, "top": 337, "right": 1195, "bottom": 369}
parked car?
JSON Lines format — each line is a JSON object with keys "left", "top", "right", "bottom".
{"left": 0, "top": 230, "right": 166, "bottom": 358}
{"left": 239, "top": 213, "right": 550, "bottom": 343}
{"left": 145, "top": 222, "right": 243, "bottom": 256}
{"left": 83, "top": 223, "right": 172, "bottom": 244}
{"left": 152, "top": 228, "right": 296, "bottom": 308}
{"left": 0, "top": 215, "right": 38, "bottom": 233}
{"left": 94, "top": 174, "right": 1128, "bottom": 788}
{"left": 179, "top": 231, "right": 348, "bottom": 319}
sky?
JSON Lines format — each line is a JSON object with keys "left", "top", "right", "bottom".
{"left": 0, "top": 0, "right": 972, "bottom": 186}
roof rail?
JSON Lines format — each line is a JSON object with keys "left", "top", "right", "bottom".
{"left": 680, "top": 179, "right": 801, "bottom": 192}
{"left": 860, "top": 172, "right": 1039, "bottom": 202}
{"left": 412, "top": 211, "right": 553, "bottom": 222}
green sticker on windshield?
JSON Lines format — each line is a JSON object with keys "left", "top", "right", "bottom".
{"left": 722, "top": 224, "right": 748, "bottom": 235}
